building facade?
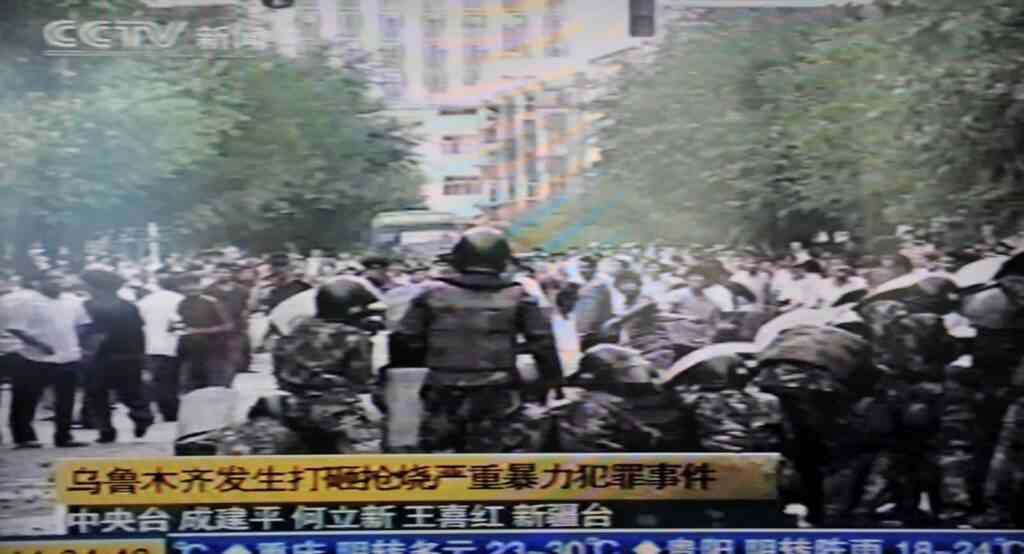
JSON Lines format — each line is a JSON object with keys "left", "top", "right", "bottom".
{"left": 145, "top": 0, "right": 873, "bottom": 221}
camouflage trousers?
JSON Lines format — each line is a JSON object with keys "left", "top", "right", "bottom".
{"left": 754, "top": 363, "right": 847, "bottom": 527}
{"left": 420, "top": 385, "right": 553, "bottom": 453}
{"left": 216, "top": 416, "right": 307, "bottom": 455}
{"left": 937, "top": 382, "right": 1013, "bottom": 524}
{"left": 283, "top": 390, "right": 382, "bottom": 454}
{"left": 974, "top": 395, "right": 1024, "bottom": 528}
{"left": 773, "top": 389, "right": 844, "bottom": 527}
{"left": 823, "top": 396, "right": 889, "bottom": 526}
{"left": 829, "top": 384, "right": 945, "bottom": 527}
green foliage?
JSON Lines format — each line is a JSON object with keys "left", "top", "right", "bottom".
{"left": 0, "top": 1, "right": 423, "bottom": 262}
{"left": 164, "top": 53, "right": 424, "bottom": 252}
{"left": 562, "top": 0, "right": 1024, "bottom": 250}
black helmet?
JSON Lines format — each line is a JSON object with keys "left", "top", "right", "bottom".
{"left": 316, "top": 277, "right": 379, "bottom": 323}
{"left": 450, "top": 226, "right": 512, "bottom": 274}
{"left": 569, "top": 344, "right": 658, "bottom": 388}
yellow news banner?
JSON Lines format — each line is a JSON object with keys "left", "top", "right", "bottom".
{"left": 0, "top": 538, "right": 164, "bottom": 554}
{"left": 55, "top": 453, "right": 778, "bottom": 507}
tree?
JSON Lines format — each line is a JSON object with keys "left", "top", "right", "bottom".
{"left": 546, "top": 0, "right": 1024, "bottom": 251}
{"left": 0, "top": 1, "right": 425, "bottom": 267}
{"left": 163, "top": 50, "right": 424, "bottom": 253}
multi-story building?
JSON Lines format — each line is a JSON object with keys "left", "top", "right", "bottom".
{"left": 146, "top": 0, "right": 874, "bottom": 221}
{"left": 301, "top": 0, "right": 676, "bottom": 219}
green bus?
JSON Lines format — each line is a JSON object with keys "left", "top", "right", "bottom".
{"left": 369, "top": 210, "right": 466, "bottom": 258}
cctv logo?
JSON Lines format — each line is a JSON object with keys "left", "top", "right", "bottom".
{"left": 44, "top": 20, "right": 189, "bottom": 50}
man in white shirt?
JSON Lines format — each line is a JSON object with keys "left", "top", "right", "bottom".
{"left": 820, "top": 263, "right": 868, "bottom": 307}
{"left": 0, "top": 270, "right": 30, "bottom": 445}
{"left": 7, "top": 269, "right": 91, "bottom": 448}
{"left": 137, "top": 271, "right": 185, "bottom": 422}
{"left": 775, "top": 259, "right": 826, "bottom": 310}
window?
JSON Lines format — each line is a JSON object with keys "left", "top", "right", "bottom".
{"left": 544, "top": 13, "right": 567, "bottom": 57}
{"left": 504, "top": 138, "right": 517, "bottom": 163}
{"left": 547, "top": 155, "right": 568, "bottom": 178}
{"left": 630, "top": 0, "right": 656, "bottom": 37}
{"left": 545, "top": 41, "right": 568, "bottom": 58}
{"left": 524, "top": 119, "right": 538, "bottom": 149}
{"left": 339, "top": 11, "right": 362, "bottom": 38}
{"left": 464, "top": 14, "right": 487, "bottom": 35}
{"left": 382, "top": 77, "right": 404, "bottom": 101}
{"left": 441, "top": 136, "right": 462, "bottom": 154}
{"left": 484, "top": 125, "right": 498, "bottom": 144}
{"left": 556, "top": 89, "right": 572, "bottom": 107}
{"left": 526, "top": 154, "right": 539, "bottom": 180}
{"left": 527, "top": 180, "right": 539, "bottom": 198}
{"left": 546, "top": 112, "right": 568, "bottom": 144}
{"left": 380, "top": 14, "right": 403, "bottom": 42}
{"left": 464, "top": 43, "right": 486, "bottom": 63}
{"left": 425, "top": 69, "right": 448, "bottom": 93}
{"left": 424, "top": 14, "right": 446, "bottom": 41}
{"left": 443, "top": 177, "right": 483, "bottom": 196}
{"left": 440, "top": 107, "right": 477, "bottom": 115}
{"left": 424, "top": 45, "right": 448, "bottom": 93}
{"left": 502, "top": 15, "right": 528, "bottom": 56}
{"left": 464, "top": 63, "right": 482, "bottom": 86}
{"left": 379, "top": 44, "right": 404, "bottom": 68}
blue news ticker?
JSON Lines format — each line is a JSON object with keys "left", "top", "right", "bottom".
{"left": 168, "top": 529, "right": 1024, "bottom": 554}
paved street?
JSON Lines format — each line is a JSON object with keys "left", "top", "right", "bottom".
{"left": 0, "top": 354, "right": 277, "bottom": 536}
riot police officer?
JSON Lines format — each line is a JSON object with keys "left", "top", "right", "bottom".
{"left": 390, "top": 227, "right": 562, "bottom": 453}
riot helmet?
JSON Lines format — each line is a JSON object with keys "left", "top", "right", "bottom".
{"left": 450, "top": 226, "right": 513, "bottom": 274}
{"left": 316, "top": 277, "right": 380, "bottom": 323}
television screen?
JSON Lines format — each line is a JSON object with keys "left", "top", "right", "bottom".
{"left": 1, "top": 0, "right": 1022, "bottom": 545}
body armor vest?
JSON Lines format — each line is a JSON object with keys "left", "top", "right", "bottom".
{"left": 424, "top": 282, "right": 522, "bottom": 372}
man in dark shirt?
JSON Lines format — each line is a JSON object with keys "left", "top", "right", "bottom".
{"left": 261, "top": 253, "right": 312, "bottom": 313}
{"left": 360, "top": 256, "right": 394, "bottom": 292}
{"left": 80, "top": 270, "right": 154, "bottom": 443}
{"left": 206, "top": 262, "right": 253, "bottom": 374}
{"left": 176, "top": 271, "right": 235, "bottom": 392}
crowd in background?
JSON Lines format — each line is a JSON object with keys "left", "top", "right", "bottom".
{"left": 0, "top": 226, "right": 1022, "bottom": 528}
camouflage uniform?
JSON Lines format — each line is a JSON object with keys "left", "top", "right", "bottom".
{"left": 216, "top": 416, "right": 306, "bottom": 455}
{"left": 753, "top": 325, "right": 875, "bottom": 527}
{"left": 552, "top": 345, "right": 667, "bottom": 452}
{"left": 267, "top": 316, "right": 382, "bottom": 454}
{"left": 940, "top": 286, "right": 1024, "bottom": 524}
{"left": 973, "top": 395, "right": 1024, "bottom": 528}
{"left": 550, "top": 390, "right": 661, "bottom": 452}
{"left": 418, "top": 379, "right": 554, "bottom": 453}
{"left": 677, "top": 387, "right": 784, "bottom": 453}
{"left": 392, "top": 270, "right": 562, "bottom": 453}
{"left": 850, "top": 313, "right": 956, "bottom": 526}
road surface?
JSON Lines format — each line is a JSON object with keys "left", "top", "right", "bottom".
{"left": 0, "top": 353, "right": 277, "bottom": 536}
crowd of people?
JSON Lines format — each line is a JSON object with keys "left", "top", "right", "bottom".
{"left": 1, "top": 226, "right": 1022, "bottom": 529}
